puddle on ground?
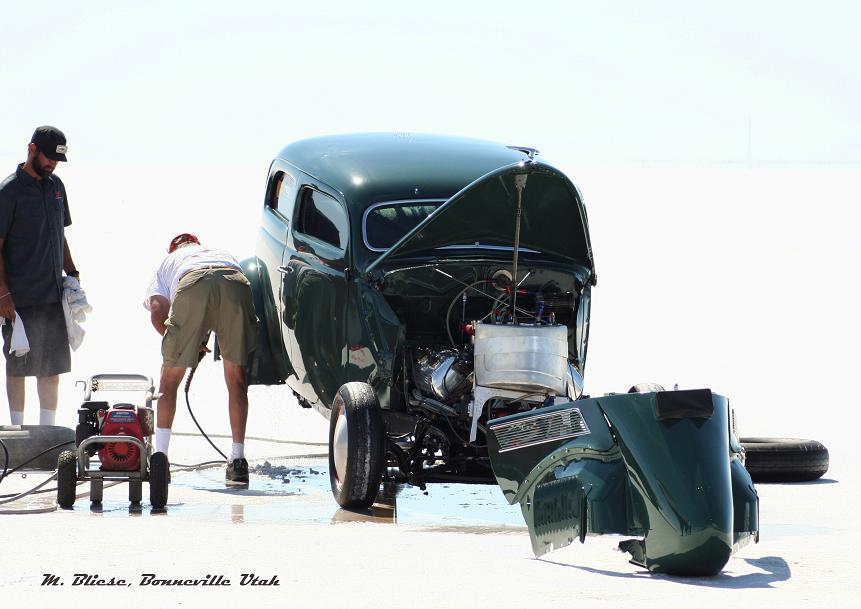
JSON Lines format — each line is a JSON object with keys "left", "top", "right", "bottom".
{"left": 60, "top": 458, "right": 526, "bottom": 532}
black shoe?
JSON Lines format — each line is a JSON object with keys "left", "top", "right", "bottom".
{"left": 226, "top": 458, "right": 249, "bottom": 484}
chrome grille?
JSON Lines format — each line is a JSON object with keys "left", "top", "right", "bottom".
{"left": 491, "top": 407, "right": 590, "bottom": 453}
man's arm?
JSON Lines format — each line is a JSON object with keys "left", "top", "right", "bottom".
{"left": 63, "top": 237, "right": 78, "bottom": 276}
{"left": 148, "top": 295, "right": 170, "bottom": 336}
{"left": 0, "top": 238, "right": 15, "bottom": 321}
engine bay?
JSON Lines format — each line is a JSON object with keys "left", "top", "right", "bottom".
{"left": 377, "top": 261, "right": 589, "bottom": 483}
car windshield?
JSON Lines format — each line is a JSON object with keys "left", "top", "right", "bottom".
{"left": 363, "top": 200, "right": 443, "bottom": 251}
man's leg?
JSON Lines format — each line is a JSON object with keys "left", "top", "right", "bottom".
{"left": 155, "top": 366, "right": 187, "bottom": 455}
{"left": 223, "top": 360, "right": 248, "bottom": 445}
{"left": 223, "top": 359, "right": 250, "bottom": 483}
{"left": 6, "top": 375, "right": 25, "bottom": 425}
{"left": 36, "top": 375, "right": 59, "bottom": 425}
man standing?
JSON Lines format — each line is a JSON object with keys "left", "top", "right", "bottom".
{"left": 0, "top": 126, "right": 79, "bottom": 426}
{"left": 143, "top": 233, "right": 257, "bottom": 484}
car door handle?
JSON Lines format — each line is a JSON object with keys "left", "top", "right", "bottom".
{"left": 277, "top": 266, "right": 293, "bottom": 274}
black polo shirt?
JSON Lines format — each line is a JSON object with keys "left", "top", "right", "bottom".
{"left": 0, "top": 164, "right": 72, "bottom": 307}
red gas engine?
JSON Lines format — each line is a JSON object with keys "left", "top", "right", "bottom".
{"left": 96, "top": 405, "right": 152, "bottom": 471}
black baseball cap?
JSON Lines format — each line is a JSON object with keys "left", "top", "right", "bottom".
{"left": 31, "top": 126, "right": 68, "bottom": 162}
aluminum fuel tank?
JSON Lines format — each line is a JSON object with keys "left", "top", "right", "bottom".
{"left": 473, "top": 323, "right": 569, "bottom": 394}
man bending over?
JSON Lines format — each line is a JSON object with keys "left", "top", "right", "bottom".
{"left": 143, "top": 233, "right": 257, "bottom": 484}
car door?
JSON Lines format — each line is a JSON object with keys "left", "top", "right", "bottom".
{"left": 282, "top": 183, "right": 350, "bottom": 412}
{"left": 253, "top": 161, "right": 299, "bottom": 382}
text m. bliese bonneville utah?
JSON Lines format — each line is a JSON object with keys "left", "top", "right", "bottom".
{"left": 41, "top": 573, "right": 280, "bottom": 586}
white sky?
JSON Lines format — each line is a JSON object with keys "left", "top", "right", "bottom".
{"left": 1, "top": 2, "right": 859, "bottom": 462}
{"left": 1, "top": 1, "right": 859, "bottom": 166}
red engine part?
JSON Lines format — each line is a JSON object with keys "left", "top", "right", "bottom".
{"left": 97, "top": 406, "right": 144, "bottom": 471}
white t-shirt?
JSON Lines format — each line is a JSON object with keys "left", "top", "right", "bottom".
{"left": 143, "top": 244, "right": 241, "bottom": 310}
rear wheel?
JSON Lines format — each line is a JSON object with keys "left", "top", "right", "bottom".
{"left": 57, "top": 450, "right": 77, "bottom": 508}
{"left": 740, "top": 437, "right": 829, "bottom": 482}
{"left": 328, "top": 383, "right": 385, "bottom": 508}
{"left": 149, "top": 451, "right": 170, "bottom": 509}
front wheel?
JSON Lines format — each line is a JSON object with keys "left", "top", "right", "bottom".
{"left": 57, "top": 450, "right": 77, "bottom": 508}
{"left": 328, "top": 383, "right": 385, "bottom": 508}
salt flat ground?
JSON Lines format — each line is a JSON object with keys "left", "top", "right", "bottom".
{"left": 0, "top": 164, "right": 859, "bottom": 607}
{"left": 1, "top": 377, "right": 857, "bottom": 609}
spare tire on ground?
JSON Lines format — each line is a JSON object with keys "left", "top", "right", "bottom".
{"left": 0, "top": 425, "right": 75, "bottom": 471}
{"left": 740, "top": 437, "right": 829, "bottom": 482}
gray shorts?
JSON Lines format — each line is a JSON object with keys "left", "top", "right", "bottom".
{"left": 161, "top": 268, "right": 257, "bottom": 368}
{"left": 2, "top": 302, "right": 71, "bottom": 377}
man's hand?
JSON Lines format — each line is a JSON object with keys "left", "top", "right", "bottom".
{"left": 0, "top": 291, "right": 15, "bottom": 322}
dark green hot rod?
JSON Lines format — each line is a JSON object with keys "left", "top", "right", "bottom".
{"left": 243, "top": 133, "right": 759, "bottom": 575}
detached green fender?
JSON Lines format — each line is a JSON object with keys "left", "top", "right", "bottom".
{"left": 486, "top": 389, "right": 759, "bottom": 576}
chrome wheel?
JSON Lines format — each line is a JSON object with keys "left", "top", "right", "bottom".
{"left": 332, "top": 405, "right": 349, "bottom": 488}
{"left": 327, "top": 383, "right": 385, "bottom": 508}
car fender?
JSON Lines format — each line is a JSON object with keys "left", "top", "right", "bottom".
{"left": 240, "top": 256, "right": 291, "bottom": 385}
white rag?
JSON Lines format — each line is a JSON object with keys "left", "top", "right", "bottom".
{"left": 2, "top": 315, "right": 29, "bottom": 357}
{"left": 62, "top": 276, "right": 93, "bottom": 351}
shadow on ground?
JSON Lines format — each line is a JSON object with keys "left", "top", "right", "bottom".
{"left": 537, "top": 555, "right": 790, "bottom": 589}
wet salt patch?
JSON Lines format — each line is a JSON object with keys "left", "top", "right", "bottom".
{"left": 52, "top": 460, "right": 527, "bottom": 530}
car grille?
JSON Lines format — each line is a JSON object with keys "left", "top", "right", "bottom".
{"left": 491, "top": 407, "right": 590, "bottom": 453}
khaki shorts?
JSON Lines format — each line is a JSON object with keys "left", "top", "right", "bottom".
{"left": 162, "top": 268, "right": 258, "bottom": 368}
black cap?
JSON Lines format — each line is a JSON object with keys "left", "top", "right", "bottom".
{"left": 31, "top": 126, "right": 68, "bottom": 162}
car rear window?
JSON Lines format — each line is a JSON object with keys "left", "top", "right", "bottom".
{"left": 363, "top": 200, "right": 443, "bottom": 251}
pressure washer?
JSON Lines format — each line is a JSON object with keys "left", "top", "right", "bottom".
{"left": 55, "top": 374, "right": 170, "bottom": 509}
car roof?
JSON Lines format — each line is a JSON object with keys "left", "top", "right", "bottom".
{"left": 274, "top": 133, "right": 532, "bottom": 209}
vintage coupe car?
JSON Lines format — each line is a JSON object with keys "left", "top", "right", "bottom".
{"left": 243, "top": 133, "right": 759, "bottom": 575}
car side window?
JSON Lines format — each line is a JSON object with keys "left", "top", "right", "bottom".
{"left": 266, "top": 171, "right": 297, "bottom": 217}
{"left": 294, "top": 187, "right": 348, "bottom": 250}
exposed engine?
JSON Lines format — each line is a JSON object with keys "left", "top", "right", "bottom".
{"left": 410, "top": 321, "right": 582, "bottom": 431}
{"left": 395, "top": 264, "right": 588, "bottom": 487}
{"left": 413, "top": 346, "right": 473, "bottom": 404}
{"left": 392, "top": 173, "right": 587, "bottom": 483}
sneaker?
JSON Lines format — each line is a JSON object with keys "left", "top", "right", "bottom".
{"left": 226, "top": 458, "right": 249, "bottom": 484}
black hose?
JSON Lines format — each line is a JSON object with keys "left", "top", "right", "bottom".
{"left": 184, "top": 363, "right": 228, "bottom": 461}
{"left": 0, "top": 439, "right": 74, "bottom": 485}
{"left": 0, "top": 438, "right": 8, "bottom": 484}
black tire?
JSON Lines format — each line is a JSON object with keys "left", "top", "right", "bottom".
{"left": 149, "top": 451, "right": 170, "bottom": 509}
{"left": 57, "top": 450, "right": 77, "bottom": 508}
{"left": 328, "top": 383, "right": 385, "bottom": 509}
{"left": 740, "top": 437, "right": 829, "bottom": 482}
{"left": 628, "top": 382, "right": 665, "bottom": 393}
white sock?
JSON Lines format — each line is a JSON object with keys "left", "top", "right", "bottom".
{"left": 230, "top": 442, "right": 245, "bottom": 460}
{"left": 10, "top": 409, "right": 24, "bottom": 425}
{"left": 39, "top": 408, "right": 56, "bottom": 425}
{"left": 155, "top": 427, "right": 172, "bottom": 455}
